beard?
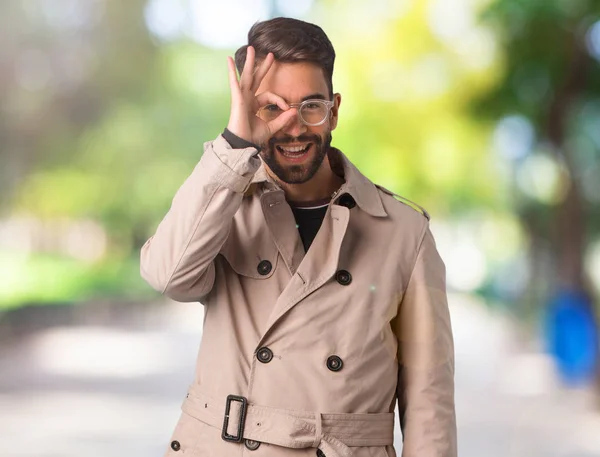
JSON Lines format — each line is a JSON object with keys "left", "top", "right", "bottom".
{"left": 259, "top": 132, "right": 332, "bottom": 185}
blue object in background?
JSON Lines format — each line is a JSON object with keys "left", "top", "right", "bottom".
{"left": 545, "top": 289, "right": 599, "bottom": 386}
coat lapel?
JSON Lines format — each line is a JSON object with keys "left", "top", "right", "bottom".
{"left": 260, "top": 190, "right": 305, "bottom": 277}
{"left": 248, "top": 149, "right": 386, "bottom": 343}
{"left": 259, "top": 204, "right": 350, "bottom": 343}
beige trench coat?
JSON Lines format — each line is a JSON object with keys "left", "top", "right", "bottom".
{"left": 140, "top": 135, "right": 456, "bottom": 457}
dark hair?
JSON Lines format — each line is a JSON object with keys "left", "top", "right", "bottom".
{"left": 234, "top": 17, "right": 336, "bottom": 98}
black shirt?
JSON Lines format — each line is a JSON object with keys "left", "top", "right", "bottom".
{"left": 289, "top": 204, "right": 329, "bottom": 252}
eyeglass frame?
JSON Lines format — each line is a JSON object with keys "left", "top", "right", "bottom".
{"left": 257, "top": 99, "right": 335, "bottom": 127}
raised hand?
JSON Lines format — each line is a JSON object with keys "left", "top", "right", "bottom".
{"left": 226, "top": 46, "right": 297, "bottom": 146}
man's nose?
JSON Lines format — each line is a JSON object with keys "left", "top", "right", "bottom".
{"left": 282, "top": 112, "right": 307, "bottom": 138}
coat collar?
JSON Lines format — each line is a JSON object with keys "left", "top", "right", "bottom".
{"left": 249, "top": 147, "right": 387, "bottom": 218}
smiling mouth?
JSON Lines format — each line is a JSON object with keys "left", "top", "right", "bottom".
{"left": 276, "top": 143, "right": 312, "bottom": 158}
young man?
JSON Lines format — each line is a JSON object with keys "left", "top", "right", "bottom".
{"left": 141, "top": 17, "right": 456, "bottom": 457}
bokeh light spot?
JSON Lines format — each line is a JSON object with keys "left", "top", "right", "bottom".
{"left": 493, "top": 115, "right": 535, "bottom": 161}
{"left": 586, "top": 20, "right": 600, "bottom": 61}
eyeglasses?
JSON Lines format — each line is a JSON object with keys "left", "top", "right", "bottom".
{"left": 257, "top": 99, "right": 335, "bottom": 127}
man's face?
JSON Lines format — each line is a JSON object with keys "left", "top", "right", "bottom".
{"left": 255, "top": 61, "right": 341, "bottom": 185}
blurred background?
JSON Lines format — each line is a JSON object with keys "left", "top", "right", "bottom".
{"left": 1, "top": 0, "right": 600, "bottom": 456}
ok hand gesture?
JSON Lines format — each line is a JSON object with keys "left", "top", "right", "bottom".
{"left": 226, "top": 46, "right": 297, "bottom": 147}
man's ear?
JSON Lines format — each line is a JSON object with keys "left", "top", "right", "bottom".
{"left": 330, "top": 93, "right": 342, "bottom": 131}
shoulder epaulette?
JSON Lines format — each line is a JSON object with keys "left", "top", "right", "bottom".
{"left": 375, "top": 184, "right": 430, "bottom": 220}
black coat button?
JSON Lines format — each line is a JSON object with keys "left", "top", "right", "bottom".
{"left": 317, "top": 449, "right": 326, "bottom": 457}
{"left": 335, "top": 270, "right": 352, "bottom": 286}
{"left": 170, "top": 440, "right": 181, "bottom": 451}
{"left": 257, "top": 347, "right": 273, "bottom": 363}
{"left": 326, "top": 355, "right": 343, "bottom": 372}
{"left": 337, "top": 193, "right": 356, "bottom": 209}
{"left": 257, "top": 260, "right": 272, "bottom": 275}
{"left": 245, "top": 439, "right": 261, "bottom": 450}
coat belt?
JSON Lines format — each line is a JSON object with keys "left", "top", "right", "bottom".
{"left": 181, "top": 385, "right": 395, "bottom": 457}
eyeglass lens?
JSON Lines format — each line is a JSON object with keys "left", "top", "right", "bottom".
{"left": 259, "top": 101, "right": 328, "bottom": 125}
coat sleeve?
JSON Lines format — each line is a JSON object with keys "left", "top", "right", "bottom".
{"left": 140, "top": 134, "right": 261, "bottom": 302}
{"left": 393, "top": 223, "right": 457, "bottom": 457}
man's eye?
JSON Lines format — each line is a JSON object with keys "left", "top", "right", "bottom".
{"left": 265, "top": 104, "right": 282, "bottom": 112}
{"left": 304, "top": 103, "right": 321, "bottom": 110}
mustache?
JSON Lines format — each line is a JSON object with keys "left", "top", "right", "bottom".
{"left": 267, "top": 134, "right": 322, "bottom": 148}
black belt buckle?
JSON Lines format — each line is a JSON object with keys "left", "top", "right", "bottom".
{"left": 221, "top": 394, "right": 248, "bottom": 442}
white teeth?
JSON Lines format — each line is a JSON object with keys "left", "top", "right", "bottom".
{"left": 280, "top": 144, "right": 308, "bottom": 153}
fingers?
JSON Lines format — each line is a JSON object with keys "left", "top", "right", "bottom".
{"left": 240, "top": 46, "right": 255, "bottom": 90}
{"left": 251, "top": 52, "right": 274, "bottom": 93}
{"left": 255, "top": 91, "right": 289, "bottom": 111}
{"left": 256, "top": 91, "right": 295, "bottom": 134}
{"left": 267, "top": 108, "right": 298, "bottom": 135}
{"left": 227, "top": 56, "right": 241, "bottom": 102}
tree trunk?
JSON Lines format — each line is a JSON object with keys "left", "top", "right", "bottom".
{"left": 545, "top": 26, "right": 600, "bottom": 398}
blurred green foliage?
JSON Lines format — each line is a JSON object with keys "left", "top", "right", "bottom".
{"left": 474, "top": 0, "right": 600, "bottom": 313}
{"left": 322, "top": 0, "right": 506, "bottom": 214}
{"left": 0, "top": 253, "right": 150, "bottom": 309}
{"left": 1, "top": 0, "right": 599, "bottom": 311}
